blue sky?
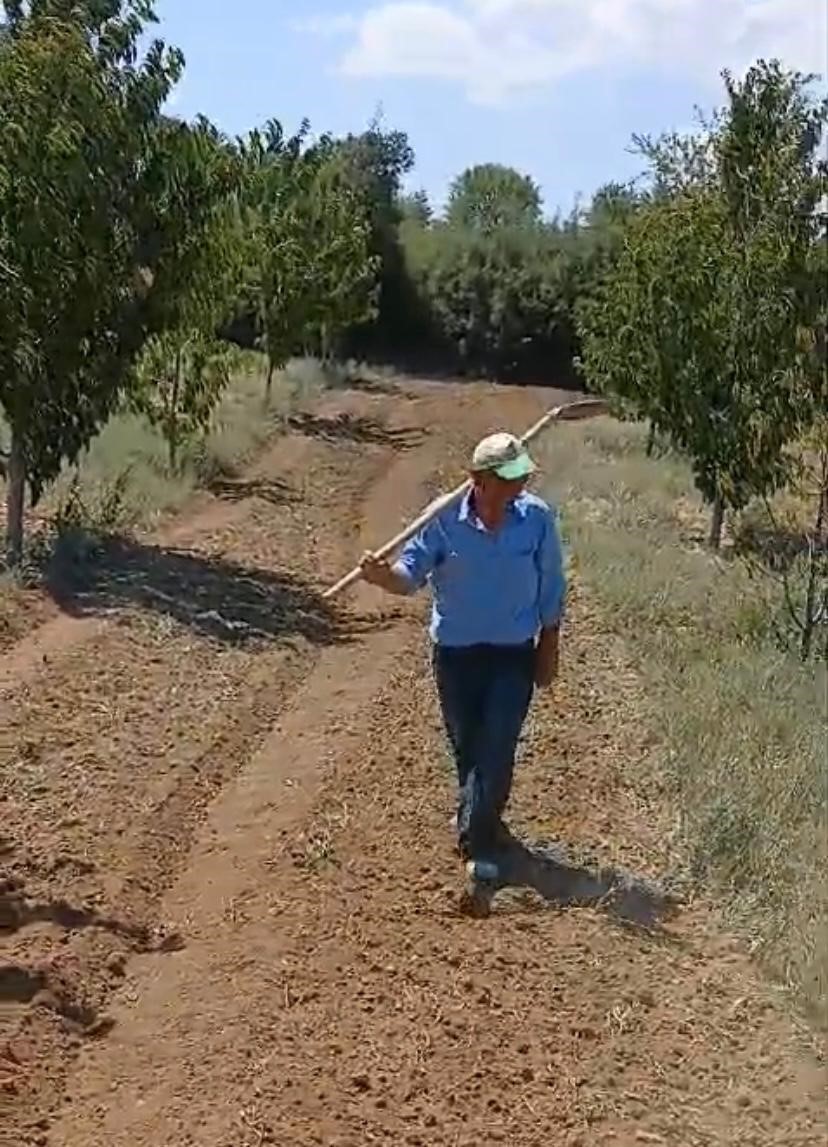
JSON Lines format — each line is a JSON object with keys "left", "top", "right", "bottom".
{"left": 154, "top": 1, "right": 826, "bottom": 215}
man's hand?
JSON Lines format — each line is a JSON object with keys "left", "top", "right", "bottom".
{"left": 359, "top": 552, "right": 412, "bottom": 596}
{"left": 535, "top": 627, "right": 560, "bottom": 689}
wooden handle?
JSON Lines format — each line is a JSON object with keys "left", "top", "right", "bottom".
{"left": 322, "top": 483, "right": 471, "bottom": 599}
{"left": 322, "top": 395, "right": 609, "bottom": 600}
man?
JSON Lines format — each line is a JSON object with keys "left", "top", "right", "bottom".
{"left": 360, "top": 430, "right": 566, "bottom": 893}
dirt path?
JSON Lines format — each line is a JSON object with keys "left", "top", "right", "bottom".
{"left": 1, "top": 379, "right": 824, "bottom": 1147}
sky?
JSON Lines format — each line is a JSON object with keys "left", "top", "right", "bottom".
{"left": 154, "top": 1, "right": 827, "bottom": 215}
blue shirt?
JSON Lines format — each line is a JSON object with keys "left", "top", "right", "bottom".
{"left": 393, "top": 490, "right": 566, "bottom": 648}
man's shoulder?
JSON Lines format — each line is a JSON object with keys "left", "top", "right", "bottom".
{"left": 516, "top": 491, "right": 557, "bottom": 520}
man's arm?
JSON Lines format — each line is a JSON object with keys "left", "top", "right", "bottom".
{"left": 359, "top": 552, "right": 415, "bottom": 596}
{"left": 360, "top": 519, "right": 444, "bottom": 596}
{"left": 535, "top": 506, "right": 566, "bottom": 688}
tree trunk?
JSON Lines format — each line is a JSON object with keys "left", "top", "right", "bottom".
{"left": 168, "top": 353, "right": 182, "bottom": 474}
{"left": 708, "top": 495, "right": 725, "bottom": 550}
{"left": 5, "top": 430, "right": 26, "bottom": 568}
{"left": 265, "top": 357, "right": 275, "bottom": 406}
{"left": 646, "top": 421, "right": 657, "bottom": 457}
{"left": 800, "top": 454, "right": 828, "bottom": 662}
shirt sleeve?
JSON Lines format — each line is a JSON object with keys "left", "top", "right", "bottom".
{"left": 392, "top": 518, "right": 446, "bottom": 591}
{"left": 537, "top": 505, "right": 566, "bottom": 627}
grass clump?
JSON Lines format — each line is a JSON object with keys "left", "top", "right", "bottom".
{"left": 541, "top": 418, "right": 827, "bottom": 1026}
{"left": 0, "top": 354, "right": 334, "bottom": 559}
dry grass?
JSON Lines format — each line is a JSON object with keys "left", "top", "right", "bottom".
{"left": 540, "top": 417, "right": 827, "bottom": 1027}
{"left": 0, "top": 354, "right": 329, "bottom": 549}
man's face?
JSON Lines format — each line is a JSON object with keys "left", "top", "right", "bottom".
{"left": 474, "top": 471, "right": 528, "bottom": 508}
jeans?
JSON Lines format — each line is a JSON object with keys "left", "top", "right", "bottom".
{"left": 433, "top": 642, "right": 535, "bottom": 861}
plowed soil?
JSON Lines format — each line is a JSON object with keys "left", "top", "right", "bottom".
{"left": 1, "top": 378, "right": 824, "bottom": 1147}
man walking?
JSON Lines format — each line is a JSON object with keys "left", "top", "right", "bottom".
{"left": 360, "top": 430, "right": 566, "bottom": 895}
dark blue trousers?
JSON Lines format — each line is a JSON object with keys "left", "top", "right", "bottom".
{"left": 433, "top": 642, "right": 535, "bottom": 861}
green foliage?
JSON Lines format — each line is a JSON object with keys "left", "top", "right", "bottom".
{"left": 405, "top": 222, "right": 572, "bottom": 377}
{"left": 399, "top": 189, "right": 433, "bottom": 227}
{"left": 130, "top": 127, "right": 247, "bottom": 470}
{"left": 0, "top": 1, "right": 241, "bottom": 561}
{"left": 447, "top": 164, "right": 542, "bottom": 232}
{"left": 578, "top": 61, "right": 828, "bottom": 544}
{"left": 131, "top": 332, "right": 242, "bottom": 472}
{"left": 389, "top": 162, "right": 640, "bottom": 381}
{"left": 398, "top": 178, "right": 625, "bottom": 382}
{"left": 329, "top": 118, "right": 416, "bottom": 352}
{"left": 240, "top": 121, "right": 380, "bottom": 391}
{"left": 0, "top": 5, "right": 170, "bottom": 492}
{"left": 331, "top": 119, "right": 415, "bottom": 222}
{"left": 2, "top": 9, "right": 823, "bottom": 593}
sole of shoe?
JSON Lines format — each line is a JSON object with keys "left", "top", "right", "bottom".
{"left": 459, "top": 876, "right": 494, "bottom": 919}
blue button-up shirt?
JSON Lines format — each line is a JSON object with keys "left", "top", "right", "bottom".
{"left": 393, "top": 490, "right": 566, "bottom": 648}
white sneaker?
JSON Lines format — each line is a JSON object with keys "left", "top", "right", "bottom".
{"left": 465, "top": 859, "right": 499, "bottom": 884}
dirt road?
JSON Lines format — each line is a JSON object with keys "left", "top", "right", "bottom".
{"left": 1, "top": 378, "right": 824, "bottom": 1147}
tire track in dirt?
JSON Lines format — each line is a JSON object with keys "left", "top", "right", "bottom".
{"left": 3, "top": 379, "right": 824, "bottom": 1146}
{"left": 42, "top": 589, "right": 827, "bottom": 1147}
{"left": 1, "top": 378, "right": 547, "bottom": 1145}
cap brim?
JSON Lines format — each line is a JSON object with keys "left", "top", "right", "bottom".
{"left": 493, "top": 452, "right": 535, "bottom": 481}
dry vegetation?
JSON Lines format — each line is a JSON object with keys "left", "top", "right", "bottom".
{"left": 0, "top": 355, "right": 328, "bottom": 554}
{"left": 541, "top": 418, "right": 827, "bottom": 1024}
{"left": 2, "top": 376, "right": 825, "bottom": 1146}
{"left": 3, "top": 375, "right": 824, "bottom": 1032}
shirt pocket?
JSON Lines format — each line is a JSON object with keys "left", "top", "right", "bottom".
{"left": 500, "top": 532, "right": 539, "bottom": 604}
{"left": 501, "top": 531, "right": 537, "bottom": 561}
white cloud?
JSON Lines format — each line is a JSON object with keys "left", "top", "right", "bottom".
{"left": 335, "top": 0, "right": 828, "bottom": 105}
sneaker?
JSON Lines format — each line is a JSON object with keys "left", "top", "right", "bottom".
{"left": 459, "top": 861, "right": 497, "bottom": 918}
{"left": 465, "top": 858, "right": 500, "bottom": 884}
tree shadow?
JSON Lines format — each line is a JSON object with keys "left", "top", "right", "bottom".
{"left": 343, "top": 375, "right": 401, "bottom": 396}
{"left": 45, "top": 534, "right": 354, "bottom": 648}
{"left": 0, "top": 875, "right": 179, "bottom": 952}
{"left": 483, "top": 830, "right": 678, "bottom": 931}
{"left": 287, "top": 411, "right": 424, "bottom": 449}
{"left": 318, "top": 364, "right": 401, "bottom": 396}
{"left": 206, "top": 475, "right": 300, "bottom": 507}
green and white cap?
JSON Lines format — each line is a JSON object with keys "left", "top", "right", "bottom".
{"left": 471, "top": 432, "right": 536, "bottom": 481}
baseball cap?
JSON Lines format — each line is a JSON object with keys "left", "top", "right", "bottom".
{"left": 471, "top": 432, "right": 536, "bottom": 481}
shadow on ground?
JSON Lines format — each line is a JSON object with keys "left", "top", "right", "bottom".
{"left": 287, "top": 411, "right": 424, "bottom": 450}
{"left": 343, "top": 375, "right": 400, "bottom": 396}
{"left": 0, "top": 879, "right": 172, "bottom": 952}
{"left": 323, "top": 369, "right": 400, "bottom": 396}
{"left": 45, "top": 534, "right": 353, "bottom": 648}
{"left": 486, "top": 831, "right": 678, "bottom": 930}
{"left": 206, "top": 475, "right": 300, "bottom": 507}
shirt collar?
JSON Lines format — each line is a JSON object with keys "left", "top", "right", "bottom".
{"left": 458, "top": 490, "right": 474, "bottom": 522}
{"left": 459, "top": 489, "right": 528, "bottom": 525}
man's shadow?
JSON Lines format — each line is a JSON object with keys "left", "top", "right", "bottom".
{"left": 481, "top": 829, "right": 678, "bottom": 930}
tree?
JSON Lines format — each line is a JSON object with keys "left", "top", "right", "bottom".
{"left": 130, "top": 134, "right": 245, "bottom": 471}
{"left": 446, "top": 164, "right": 542, "bottom": 233}
{"left": 0, "top": 2, "right": 234, "bottom": 564}
{"left": 302, "top": 160, "right": 380, "bottom": 359}
{"left": 578, "top": 61, "right": 827, "bottom": 547}
{"left": 241, "top": 122, "right": 379, "bottom": 399}
{"left": 238, "top": 119, "right": 314, "bottom": 399}
{"left": 329, "top": 118, "right": 416, "bottom": 354}
{"left": 404, "top": 222, "right": 572, "bottom": 380}
{"left": 132, "top": 332, "right": 241, "bottom": 473}
{"left": 399, "top": 189, "right": 432, "bottom": 227}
